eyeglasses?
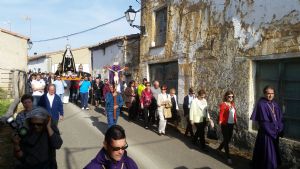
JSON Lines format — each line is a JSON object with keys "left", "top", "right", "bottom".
{"left": 30, "top": 122, "right": 44, "bottom": 127}
{"left": 109, "top": 143, "right": 128, "bottom": 151}
{"left": 227, "top": 95, "right": 234, "bottom": 98}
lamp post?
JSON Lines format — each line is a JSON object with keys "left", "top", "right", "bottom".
{"left": 125, "top": 6, "right": 145, "bottom": 35}
{"left": 27, "top": 40, "right": 33, "bottom": 50}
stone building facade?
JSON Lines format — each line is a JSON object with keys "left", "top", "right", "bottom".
{"left": 139, "top": 0, "right": 300, "bottom": 166}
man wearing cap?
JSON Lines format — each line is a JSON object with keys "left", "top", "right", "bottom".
{"left": 12, "top": 107, "right": 63, "bottom": 169}
{"left": 38, "top": 84, "right": 64, "bottom": 126}
{"left": 84, "top": 125, "right": 138, "bottom": 169}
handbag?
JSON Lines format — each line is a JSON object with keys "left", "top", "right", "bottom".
{"left": 207, "top": 125, "right": 218, "bottom": 140}
{"left": 163, "top": 97, "right": 173, "bottom": 118}
{"left": 163, "top": 106, "right": 172, "bottom": 118}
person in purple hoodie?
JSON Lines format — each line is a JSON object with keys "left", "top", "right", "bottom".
{"left": 250, "top": 85, "right": 284, "bottom": 169}
{"left": 84, "top": 125, "right": 138, "bottom": 169}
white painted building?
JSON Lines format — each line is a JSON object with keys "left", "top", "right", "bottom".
{"left": 90, "top": 34, "right": 140, "bottom": 82}
{"left": 28, "top": 55, "right": 51, "bottom": 73}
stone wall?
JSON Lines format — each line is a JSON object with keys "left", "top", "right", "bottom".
{"left": 140, "top": 0, "right": 300, "bottom": 166}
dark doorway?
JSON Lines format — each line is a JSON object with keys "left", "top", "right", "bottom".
{"left": 149, "top": 61, "right": 178, "bottom": 91}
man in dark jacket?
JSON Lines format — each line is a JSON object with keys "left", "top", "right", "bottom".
{"left": 12, "top": 107, "right": 63, "bottom": 169}
{"left": 84, "top": 125, "right": 138, "bottom": 169}
{"left": 38, "top": 84, "right": 64, "bottom": 126}
{"left": 183, "top": 88, "right": 195, "bottom": 137}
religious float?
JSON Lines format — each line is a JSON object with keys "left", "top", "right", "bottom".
{"left": 55, "top": 45, "right": 90, "bottom": 80}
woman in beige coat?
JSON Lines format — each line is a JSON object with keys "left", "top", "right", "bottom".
{"left": 190, "top": 89, "right": 213, "bottom": 151}
{"left": 157, "top": 85, "right": 171, "bottom": 135}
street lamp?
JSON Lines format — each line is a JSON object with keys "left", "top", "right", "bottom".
{"left": 27, "top": 40, "right": 33, "bottom": 50}
{"left": 125, "top": 6, "right": 145, "bottom": 35}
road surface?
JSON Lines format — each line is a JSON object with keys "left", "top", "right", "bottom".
{"left": 57, "top": 103, "right": 250, "bottom": 169}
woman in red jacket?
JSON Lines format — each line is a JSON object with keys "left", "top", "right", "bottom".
{"left": 217, "top": 90, "right": 237, "bottom": 165}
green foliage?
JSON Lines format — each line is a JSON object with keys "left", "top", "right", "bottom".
{"left": 0, "top": 99, "right": 11, "bottom": 117}
{"left": 0, "top": 87, "right": 8, "bottom": 99}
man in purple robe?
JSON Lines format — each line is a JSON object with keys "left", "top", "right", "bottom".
{"left": 84, "top": 125, "right": 138, "bottom": 169}
{"left": 250, "top": 85, "right": 284, "bottom": 169}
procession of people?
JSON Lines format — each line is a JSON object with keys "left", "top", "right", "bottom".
{"left": 17, "top": 65, "right": 285, "bottom": 169}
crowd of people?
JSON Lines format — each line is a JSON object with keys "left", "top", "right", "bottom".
{"left": 11, "top": 71, "right": 284, "bottom": 169}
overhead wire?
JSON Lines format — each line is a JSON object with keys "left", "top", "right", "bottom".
{"left": 32, "top": 16, "right": 125, "bottom": 43}
{"left": 31, "top": 2, "right": 149, "bottom": 43}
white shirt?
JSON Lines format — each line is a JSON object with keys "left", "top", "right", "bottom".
{"left": 47, "top": 93, "right": 55, "bottom": 108}
{"left": 188, "top": 94, "right": 194, "bottom": 108}
{"left": 227, "top": 107, "right": 235, "bottom": 124}
{"left": 53, "top": 80, "right": 66, "bottom": 95}
{"left": 31, "top": 79, "right": 45, "bottom": 96}
{"left": 168, "top": 94, "right": 179, "bottom": 110}
{"left": 157, "top": 93, "right": 171, "bottom": 112}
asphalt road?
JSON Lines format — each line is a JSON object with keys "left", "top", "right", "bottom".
{"left": 57, "top": 103, "right": 251, "bottom": 169}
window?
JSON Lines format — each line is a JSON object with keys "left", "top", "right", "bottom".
{"left": 155, "top": 7, "right": 167, "bottom": 47}
{"left": 255, "top": 58, "right": 300, "bottom": 140}
{"left": 149, "top": 62, "right": 178, "bottom": 92}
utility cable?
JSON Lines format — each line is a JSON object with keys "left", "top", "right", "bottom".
{"left": 32, "top": 16, "right": 125, "bottom": 43}
{"left": 31, "top": 4, "right": 147, "bottom": 43}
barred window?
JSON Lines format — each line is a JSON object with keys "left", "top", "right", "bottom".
{"left": 155, "top": 7, "right": 167, "bottom": 47}
{"left": 255, "top": 58, "right": 300, "bottom": 140}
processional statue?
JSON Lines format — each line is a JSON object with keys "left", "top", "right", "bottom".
{"left": 55, "top": 45, "right": 90, "bottom": 79}
{"left": 104, "top": 62, "right": 128, "bottom": 84}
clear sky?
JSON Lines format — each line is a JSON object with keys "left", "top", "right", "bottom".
{"left": 0, "top": 0, "right": 141, "bottom": 55}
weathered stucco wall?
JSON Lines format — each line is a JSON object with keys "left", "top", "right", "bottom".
{"left": 0, "top": 31, "right": 28, "bottom": 71}
{"left": 140, "top": 0, "right": 300, "bottom": 166}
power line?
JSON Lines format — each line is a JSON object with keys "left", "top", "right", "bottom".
{"left": 31, "top": 4, "right": 147, "bottom": 43}
{"left": 32, "top": 16, "right": 125, "bottom": 43}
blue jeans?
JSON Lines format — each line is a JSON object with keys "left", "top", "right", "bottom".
{"left": 80, "top": 92, "right": 88, "bottom": 108}
{"left": 107, "top": 111, "right": 119, "bottom": 128}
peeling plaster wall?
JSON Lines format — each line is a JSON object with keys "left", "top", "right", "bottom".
{"left": 140, "top": 0, "right": 300, "bottom": 165}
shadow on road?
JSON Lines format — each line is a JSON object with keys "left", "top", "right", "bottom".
{"left": 118, "top": 110, "right": 251, "bottom": 169}
{"left": 63, "top": 146, "right": 99, "bottom": 169}
{"left": 90, "top": 116, "right": 108, "bottom": 136}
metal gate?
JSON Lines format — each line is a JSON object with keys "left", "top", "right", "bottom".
{"left": 149, "top": 62, "right": 178, "bottom": 92}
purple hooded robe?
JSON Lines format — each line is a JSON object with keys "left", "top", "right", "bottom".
{"left": 250, "top": 97, "right": 284, "bottom": 169}
{"left": 84, "top": 148, "right": 138, "bottom": 169}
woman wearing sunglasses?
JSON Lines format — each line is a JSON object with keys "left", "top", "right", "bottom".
{"left": 217, "top": 90, "right": 237, "bottom": 165}
{"left": 157, "top": 85, "right": 171, "bottom": 135}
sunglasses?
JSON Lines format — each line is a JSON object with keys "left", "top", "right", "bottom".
{"left": 30, "top": 122, "right": 44, "bottom": 127}
{"left": 109, "top": 143, "right": 128, "bottom": 151}
{"left": 162, "top": 88, "right": 167, "bottom": 90}
{"left": 227, "top": 95, "right": 234, "bottom": 98}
